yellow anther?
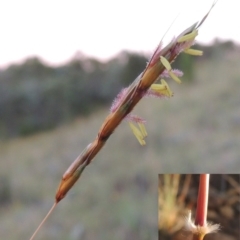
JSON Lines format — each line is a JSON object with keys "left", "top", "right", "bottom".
{"left": 177, "top": 29, "right": 198, "bottom": 43}
{"left": 138, "top": 123, "right": 147, "bottom": 138}
{"left": 129, "top": 122, "right": 146, "bottom": 145}
{"left": 151, "top": 79, "right": 173, "bottom": 97}
{"left": 169, "top": 71, "right": 182, "bottom": 84}
{"left": 184, "top": 48, "right": 203, "bottom": 56}
{"left": 160, "top": 56, "right": 172, "bottom": 71}
{"left": 160, "top": 56, "right": 181, "bottom": 83}
{"left": 151, "top": 84, "right": 165, "bottom": 91}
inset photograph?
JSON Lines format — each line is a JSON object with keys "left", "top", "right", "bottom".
{"left": 158, "top": 174, "right": 240, "bottom": 240}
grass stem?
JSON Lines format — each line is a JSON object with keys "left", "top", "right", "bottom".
{"left": 195, "top": 174, "right": 209, "bottom": 227}
{"left": 29, "top": 202, "right": 57, "bottom": 240}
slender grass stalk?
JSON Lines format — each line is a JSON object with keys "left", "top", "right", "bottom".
{"left": 193, "top": 174, "right": 210, "bottom": 240}
{"left": 185, "top": 174, "right": 220, "bottom": 240}
{"left": 29, "top": 2, "right": 218, "bottom": 239}
{"left": 29, "top": 203, "right": 57, "bottom": 240}
{"left": 195, "top": 174, "right": 209, "bottom": 228}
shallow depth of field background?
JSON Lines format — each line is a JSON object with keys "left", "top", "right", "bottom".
{"left": 0, "top": 41, "right": 240, "bottom": 239}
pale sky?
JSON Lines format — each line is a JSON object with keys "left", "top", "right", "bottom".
{"left": 0, "top": 0, "right": 238, "bottom": 68}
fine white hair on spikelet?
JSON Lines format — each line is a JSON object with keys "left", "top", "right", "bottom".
{"left": 184, "top": 211, "right": 220, "bottom": 235}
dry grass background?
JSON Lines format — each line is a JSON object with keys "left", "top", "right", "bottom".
{"left": 0, "top": 49, "right": 240, "bottom": 239}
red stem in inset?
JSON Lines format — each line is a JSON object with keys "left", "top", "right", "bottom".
{"left": 195, "top": 174, "right": 209, "bottom": 226}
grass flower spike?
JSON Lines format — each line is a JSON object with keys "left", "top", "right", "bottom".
{"left": 111, "top": 78, "right": 174, "bottom": 144}
{"left": 29, "top": 2, "right": 218, "bottom": 239}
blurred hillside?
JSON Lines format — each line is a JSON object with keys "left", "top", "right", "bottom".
{"left": 0, "top": 51, "right": 147, "bottom": 138}
{"left": 0, "top": 40, "right": 237, "bottom": 138}
{"left": 0, "top": 40, "right": 240, "bottom": 240}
